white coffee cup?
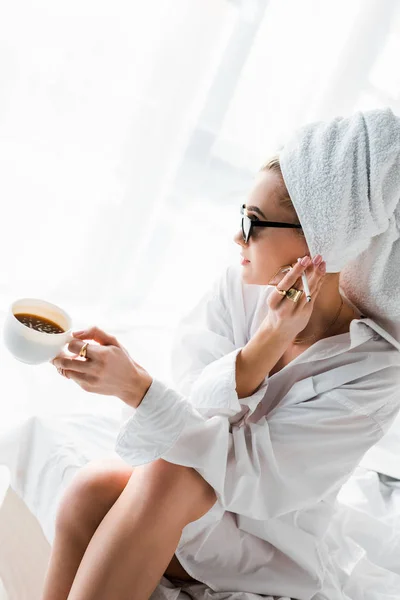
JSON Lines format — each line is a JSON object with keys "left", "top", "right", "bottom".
{"left": 2, "top": 298, "right": 74, "bottom": 365}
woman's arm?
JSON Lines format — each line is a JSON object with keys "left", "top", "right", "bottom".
{"left": 169, "top": 266, "right": 290, "bottom": 419}
{"left": 115, "top": 370, "right": 399, "bottom": 520}
{"left": 235, "top": 323, "right": 291, "bottom": 399}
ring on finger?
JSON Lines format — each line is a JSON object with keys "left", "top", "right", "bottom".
{"left": 275, "top": 256, "right": 313, "bottom": 298}
{"left": 79, "top": 342, "right": 89, "bottom": 359}
{"left": 275, "top": 264, "right": 304, "bottom": 302}
{"left": 276, "top": 285, "right": 304, "bottom": 303}
{"left": 285, "top": 287, "right": 303, "bottom": 303}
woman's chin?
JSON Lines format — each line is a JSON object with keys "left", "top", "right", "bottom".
{"left": 241, "top": 268, "right": 272, "bottom": 287}
{"left": 240, "top": 268, "right": 255, "bottom": 284}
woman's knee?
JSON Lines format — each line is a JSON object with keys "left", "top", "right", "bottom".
{"left": 55, "top": 457, "right": 134, "bottom": 534}
{"left": 131, "top": 459, "right": 217, "bottom": 526}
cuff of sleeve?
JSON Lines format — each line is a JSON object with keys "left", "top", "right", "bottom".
{"left": 190, "top": 347, "right": 269, "bottom": 419}
{"left": 115, "top": 378, "right": 189, "bottom": 466}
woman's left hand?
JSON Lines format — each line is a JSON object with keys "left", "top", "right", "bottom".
{"left": 51, "top": 326, "right": 153, "bottom": 409}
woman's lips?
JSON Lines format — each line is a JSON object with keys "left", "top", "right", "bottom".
{"left": 240, "top": 256, "right": 250, "bottom": 265}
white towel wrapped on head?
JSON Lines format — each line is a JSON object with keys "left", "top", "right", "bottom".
{"left": 279, "top": 106, "right": 400, "bottom": 351}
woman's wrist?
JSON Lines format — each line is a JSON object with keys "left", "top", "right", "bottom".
{"left": 236, "top": 326, "right": 291, "bottom": 399}
{"left": 119, "top": 367, "right": 153, "bottom": 409}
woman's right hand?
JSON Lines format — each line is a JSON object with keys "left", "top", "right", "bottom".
{"left": 261, "top": 255, "right": 326, "bottom": 341}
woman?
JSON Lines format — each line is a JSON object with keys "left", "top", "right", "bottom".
{"left": 42, "top": 157, "right": 400, "bottom": 600}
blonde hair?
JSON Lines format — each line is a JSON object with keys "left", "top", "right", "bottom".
{"left": 260, "top": 154, "right": 305, "bottom": 238}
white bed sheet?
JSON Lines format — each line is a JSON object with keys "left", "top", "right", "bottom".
{"left": 1, "top": 412, "right": 400, "bottom": 600}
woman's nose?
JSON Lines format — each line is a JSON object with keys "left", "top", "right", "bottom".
{"left": 233, "top": 229, "right": 245, "bottom": 246}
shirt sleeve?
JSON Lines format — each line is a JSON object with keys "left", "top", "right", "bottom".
{"left": 169, "top": 268, "right": 269, "bottom": 422}
{"left": 115, "top": 375, "right": 398, "bottom": 520}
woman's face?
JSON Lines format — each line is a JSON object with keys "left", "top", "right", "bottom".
{"left": 233, "top": 169, "right": 309, "bottom": 286}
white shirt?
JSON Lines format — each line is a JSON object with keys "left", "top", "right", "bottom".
{"left": 115, "top": 264, "right": 400, "bottom": 600}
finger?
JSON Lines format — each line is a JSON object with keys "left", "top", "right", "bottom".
{"left": 269, "top": 256, "right": 311, "bottom": 307}
{"left": 306, "top": 255, "right": 325, "bottom": 275}
{"left": 304, "top": 258, "right": 326, "bottom": 288}
{"left": 317, "top": 260, "right": 326, "bottom": 274}
{"left": 51, "top": 352, "right": 69, "bottom": 366}
{"left": 73, "top": 326, "right": 119, "bottom": 347}
{"left": 55, "top": 365, "right": 87, "bottom": 382}
{"left": 51, "top": 350, "right": 78, "bottom": 366}
{"left": 53, "top": 353, "right": 97, "bottom": 373}
{"left": 288, "top": 255, "right": 312, "bottom": 284}
{"left": 306, "top": 264, "right": 326, "bottom": 301}
{"left": 296, "top": 258, "right": 326, "bottom": 303}
{"left": 301, "top": 256, "right": 325, "bottom": 279}
{"left": 66, "top": 339, "right": 102, "bottom": 358}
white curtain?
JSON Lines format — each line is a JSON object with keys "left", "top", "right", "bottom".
{"left": 1, "top": 0, "right": 400, "bottom": 425}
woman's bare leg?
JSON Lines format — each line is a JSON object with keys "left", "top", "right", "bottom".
{"left": 41, "top": 458, "right": 135, "bottom": 600}
{"left": 41, "top": 457, "right": 212, "bottom": 600}
{"left": 41, "top": 521, "right": 95, "bottom": 600}
{"left": 66, "top": 459, "right": 216, "bottom": 600}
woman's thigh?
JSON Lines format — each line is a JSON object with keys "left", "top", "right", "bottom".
{"left": 55, "top": 456, "right": 135, "bottom": 534}
{"left": 56, "top": 456, "right": 196, "bottom": 581}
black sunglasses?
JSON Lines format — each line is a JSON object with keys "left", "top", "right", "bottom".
{"left": 240, "top": 204, "right": 302, "bottom": 243}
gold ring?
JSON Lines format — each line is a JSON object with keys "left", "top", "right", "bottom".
{"left": 286, "top": 287, "right": 303, "bottom": 303}
{"left": 276, "top": 286, "right": 303, "bottom": 303}
{"left": 79, "top": 342, "right": 89, "bottom": 358}
{"left": 276, "top": 287, "right": 287, "bottom": 296}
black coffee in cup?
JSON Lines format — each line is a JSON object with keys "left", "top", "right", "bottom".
{"left": 14, "top": 313, "right": 65, "bottom": 334}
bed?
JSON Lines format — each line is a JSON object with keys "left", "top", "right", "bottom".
{"left": 1, "top": 324, "right": 400, "bottom": 599}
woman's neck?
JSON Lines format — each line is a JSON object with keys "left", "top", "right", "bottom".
{"left": 296, "top": 275, "right": 360, "bottom": 342}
